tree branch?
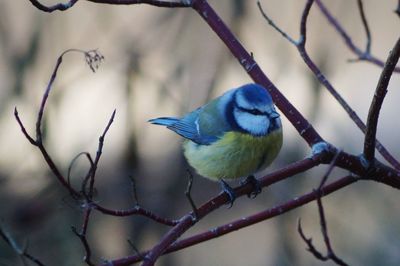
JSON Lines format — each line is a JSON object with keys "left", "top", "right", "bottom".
{"left": 86, "top": 0, "right": 190, "bottom": 7}
{"left": 0, "top": 225, "right": 46, "bottom": 266}
{"left": 298, "top": 151, "right": 348, "bottom": 266}
{"left": 357, "top": 0, "right": 371, "bottom": 54}
{"left": 315, "top": 0, "right": 400, "bottom": 72}
{"left": 364, "top": 37, "right": 400, "bottom": 162}
{"left": 28, "top": 0, "right": 190, "bottom": 12}
{"left": 103, "top": 175, "right": 357, "bottom": 265}
{"left": 257, "top": 0, "right": 400, "bottom": 170}
{"left": 71, "top": 209, "right": 95, "bottom": 266}
{"left": 28, "top": 0, "right": 79, "bottom": 12}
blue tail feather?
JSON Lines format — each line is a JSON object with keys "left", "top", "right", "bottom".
{"left": 148, "top": 117, "right": 180, "bottom": 127}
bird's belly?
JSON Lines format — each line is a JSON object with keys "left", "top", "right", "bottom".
{"left": 183, "top": 130, "right": 282, "bottom": 181}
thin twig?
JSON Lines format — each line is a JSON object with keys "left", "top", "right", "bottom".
{"left": 87, "top": 0, "right": 191, "bottom": 7}
{"left": 364, "top": 37, "right": 400, "bottom": 162}
{"left": 185, "top": 170, "right": 199, "bottom": 220}
{"left": 67, "top": 152, "right": 94, "bottom": 196}
{"left": 128, "top": 175, "right": 140, "bottom": 206}
{"left": 72, "top": 223, "right": 94, "bottom": 265}
{"left": 87, "top": 109, "right": 116, "bottom": 198}
{"left": 297, "top": 219, "right": 327, "bottom": 261}
{"left": 127, "top": 239, "right": 146, "bottom": 261}
{"left": 0, "top": 225, "right": 46, "bottom": 266}
{"left": 357, "top": 0, "right": 371, "bottom": 55}
{"left": 14, "top": 107, "right": 37, "bottom": 145}
{"left": 318, "top": 149, "right": 341, "bottom": 190}
{"left": 15, "top": 49, "right": 104, "bottom": 198}
{"left": 297, "top": 150, "right": 348, "bottom": 266}
{"left": 315, "top": 0, "right": 400, "bottom": 73}
{"left": 92, "top": 203, "right": 179, "bottom": 226}
{"left": 256, "top": 1, "right": 297, "bottom": 45}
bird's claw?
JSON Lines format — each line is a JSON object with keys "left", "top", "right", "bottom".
{"left": 241, "top": 175, "right": 262, "bottom": 198}
{"left": 220, "top": 179, "right": 236, "bottom": 208}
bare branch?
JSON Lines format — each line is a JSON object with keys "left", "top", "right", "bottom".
{"left": 87, "top": 109, "right": 116, "bottom": 198}
{"left": 297, "top": 219, "right": 328, "bottom": 261}
{"left": 67, "top": 152, "right": 94, "bottom": 196}
{"left": 318, "top": 149, "right": 341, "bottom": 190}
{"left": 92, "top": 203, "right": 179, "bottom": 226}
{"left": 298, "top": 197, "right": 349, "bottom": 265}
{"left": 257, "top": 0, "right": 400, "bottom": 170}
{"left": 297, "top": 152, "right": 349, "bottom": 265}
{"left": 141, "top": 215, "right": 193, "bottom": 266}
{"left": 315, "top": 0, "right": 400, "bottom": 73}
{"left": 16, "top": 49, "right": 105, "bottom": 198}
{"left": 185, "top": 170, "right": 199, "bottom": 220}
{"left": 128, "top": 175, "right": 140, "bottom": 206}
{"left": 28, "top": 0, "right": 190, "bottom": 12}
{"left": 256, "top": 1, "right": 297, "bottom": 45}
{"left": 72, "top": 210, "right": 95, "bottom": 266}
{"left": 364, "top": 37, "right": 400, "bottom": 162}
{"left": 14, "top": 107, "right": 37, "bottom": 146}
{"left": 357, "top": 0, "right": 371, "bottom": 54}
{"left": 103, "top": 175, "right": 357, "bottom": 265}
{"left": 87, "top": 0, "right": 191, "bottom": 8}
{"left": 28, "top": 0, "right": 79, "bottom": 12}
{"left": 0, "top": 225, "right": 46, "bottom": 266}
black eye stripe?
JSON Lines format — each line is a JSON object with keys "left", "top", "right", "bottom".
{"left": 235, "top": 105, "right": 266, "bottom": 115}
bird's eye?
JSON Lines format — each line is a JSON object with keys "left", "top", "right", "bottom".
{"left": 247, "top": 109, "right": 263, "bottom": 115}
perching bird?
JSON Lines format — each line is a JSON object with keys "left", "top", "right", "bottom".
{"left": 149, "top": 83, "right": 282, "bottom": 205}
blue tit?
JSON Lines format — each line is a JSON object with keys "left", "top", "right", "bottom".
{"left": 149, "top": 83, "right": 282, "bottom": 202}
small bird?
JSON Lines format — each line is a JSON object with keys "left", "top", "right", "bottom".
{"left": 149, "top": 83, "right": 282, "bottom": 205}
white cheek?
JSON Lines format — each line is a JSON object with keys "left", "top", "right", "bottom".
{"left": 234, "top": 109, "right": 269, "bottom": 136}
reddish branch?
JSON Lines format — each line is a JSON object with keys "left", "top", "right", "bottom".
{"left": 257, "top": 0, "right": 400, "bottom": 170}
{"left": 297, "top": 151, "right": 348, "bottom": 265}
{"left": 364, "top": 37, "right": 400, "bottom": 162}
{"left": 72, "top": 209, "right": 95, "bottom": 266}
{"left": 86, "top": 0, "right": 190, "bottom": 7}
{"left": 315, "top": 0, "right": 400, "bottom": 73}
{"left": 15, "top": 49, "right": 180, "bottom": 226}
{"left": 28, "top": 0, "right": 189, "bottom": 12}
{"left": 103, "top": 175, "right": 357, "bottom": 265}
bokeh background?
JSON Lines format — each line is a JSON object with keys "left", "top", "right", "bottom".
{"left": 1, "top": 0, "right": 399, "bottom": 265}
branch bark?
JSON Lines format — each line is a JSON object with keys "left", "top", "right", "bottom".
{"left": 364, "top": 37, "right": 400, "bottom": 162}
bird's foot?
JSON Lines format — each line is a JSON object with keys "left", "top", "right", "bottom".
{"left": 219, "top": 179, "right": 236, "bottom": 208}
{"left": 240, "top": 175, "right": 262, "bottom": 199}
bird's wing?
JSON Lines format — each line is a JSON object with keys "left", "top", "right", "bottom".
{"left": 149, "top": 97, "right": 230, "bottom": 145}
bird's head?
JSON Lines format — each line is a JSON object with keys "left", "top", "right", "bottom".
{"left": 229, "top": 84, "right": 281, "bottom": 136}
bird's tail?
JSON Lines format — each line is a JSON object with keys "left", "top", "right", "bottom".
{"left": 148, "top": 117, "right": 179, "bottom": 127}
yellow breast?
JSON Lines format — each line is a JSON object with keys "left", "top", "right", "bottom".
{"left": 183, "top": 129, "right": 282, "bottom": 181}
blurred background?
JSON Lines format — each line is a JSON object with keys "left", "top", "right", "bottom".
{"left": 0, "top": 0, "right": 399, "bottom": 265}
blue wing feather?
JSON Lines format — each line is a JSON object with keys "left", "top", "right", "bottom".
{"left": 149, "top": 115, "right": 218, "bottom": 145}
{"left": 149, "top": 89, "right": 236, "bottom": 145}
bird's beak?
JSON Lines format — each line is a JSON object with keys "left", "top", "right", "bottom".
{"left": 269, "top": 111, "right": 280, "bottom": 119}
